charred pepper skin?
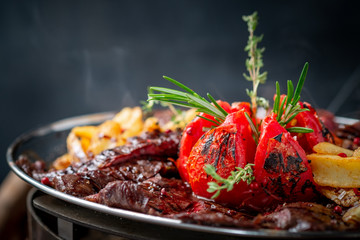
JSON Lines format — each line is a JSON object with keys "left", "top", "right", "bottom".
{"left": 186, "top": 109, "right": 256, "bottom": 205}
{"left": 254, "top": 113, "right": 318, "bottom": 207}
{"left": 177, "top": 101, "right": 239, "bottom": 182}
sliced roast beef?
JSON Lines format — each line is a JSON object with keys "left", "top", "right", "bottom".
{"left": 16, "top": 130, "right": 180, "bottom": 197}
{"left": 85, "top": 175, "right": 193, "bottom": 216}
{"left": 254, "top": 202, "right": 354, "bottom": 231}
{"left": 95, "top": 129, "right": 181, "bottom": 168}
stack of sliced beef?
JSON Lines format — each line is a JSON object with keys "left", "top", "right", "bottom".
{"left": 16, "top": 129, "right": 359, "bottom": 231}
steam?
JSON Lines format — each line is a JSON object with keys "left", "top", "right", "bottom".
{"left": 83, "top": 47, "right": 136, "bottom": 112}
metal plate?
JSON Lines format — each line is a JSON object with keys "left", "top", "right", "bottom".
{"left": 7, "top": 112, "right": 360, "bottom": 239}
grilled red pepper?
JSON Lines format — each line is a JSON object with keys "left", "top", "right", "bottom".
{"left": 186, "top": 109, "right": 256, "bottom": 205}
{"left": 254, "top": 113, "right": 318, "bottom": 206}
{"left": 176, "top": 101, "right": 252, "bottom": 182}
{"left": 176, "top": 101, "right": 231, "bottom": 182}
{"left": 287, "top": 102, "right": 333, "bottom": 153}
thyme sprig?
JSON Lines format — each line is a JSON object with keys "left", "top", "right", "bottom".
{"left": 147, "top": 76, "right": 228, "bottom": 126}
{"left": 243, "top": 12, "right": 268, "bottom": 115}
{"left": 205, "top": 163, "right": 255, "bottom": 199}
{"left": 273, "top": 62, "right": 313, "bottom": 133}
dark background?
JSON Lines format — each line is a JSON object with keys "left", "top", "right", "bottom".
{"left": 1, "top": 0, "right": 360, "bottom": 183}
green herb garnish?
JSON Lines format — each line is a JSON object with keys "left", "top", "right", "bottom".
{"left": 205, "top": 163, "right": 255, "bottom": 199}
{"left": 243, "top": 11, "right": 268, "bottom": 115}
{"left": 146, "top": 13, "right": 314, "bottom": 201}
{"left": 272, "top": 62, "right": 313, "bottom": 133}
{"left": 147, "top": 76, "right": 228, "bottom": 126}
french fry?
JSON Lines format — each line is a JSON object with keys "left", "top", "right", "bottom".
{"left": 307, "top": 153, "right": 360, "bottom": 188}
{"left": 313, "top": 142, "right": 354, "bottom": 157}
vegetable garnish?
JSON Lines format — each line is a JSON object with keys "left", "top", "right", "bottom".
{"left": 242, "top": 11, "right": 268, "bottom": 115}
{"left": 204, "top": 163, "right": 255, "bottom": 199}
{"left": 146, "top": 12, "right": 315, "bottom": 200}
{"left": 272, "top": 62, "right": 314, "bottom": 133}
{"left": 147, "top": 76, "right": 228, "bottom": 126}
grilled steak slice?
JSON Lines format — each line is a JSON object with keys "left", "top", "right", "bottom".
{"left": 80, "top": 160, "right": 176, "bottom": 189}
{"left": 174, "top": 200, "right": 254, "bottom": 228}
{"left": 16, "top": 130, "right": 180, "bottom": 177}
{"left": 254, "top": 202, "right": 353, "bottom": 231}
{"left": 85, "top": 175, "right": 193, "bottom": 216}
{"left": 17, "top": 155, "right": 177, "bottom": 197}
{"left": 335, "top": 121, "right": 360, "bottom": 150}
{"left": 49, "top": 160, "right": 175, "bottom": 197}
{"left": 175, "top": 212, "right": 254, "bottom": 228}
{"left": 85, "top": 174, "right": 255, "bottom": 224}
{"left": 52, "top": 174, "right": 97, "bottom": 197}
{"left": 16, "top": 130, "right": 180, "bottom": 196}
{"left": 95, "top": 129, "right": 181, "bottom": 168}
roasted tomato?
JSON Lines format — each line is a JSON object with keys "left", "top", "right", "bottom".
{"left": 254, "top": 113, "right": 318, "bottom": 206}
{"left": 186, "top": 109, "right": 256, "bottom": 205}
{"left": 287, "top": 102, "right": 333, "bottom": 153}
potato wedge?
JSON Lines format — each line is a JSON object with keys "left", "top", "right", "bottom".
{"left": 343, "top": 205, "right": 360, "bottom": 224}
{"left": 162, "top": 108, "right": 197, "bottom": 130}
{"left": 307, "top": 153, "right": 360, "bottom": 188}
{"left": 353, "top": 147, "right": 360, "bottom": 157}
{"left": 87, "top": 120, "right": 122, "bottom": 156}
{"left": 113, "top": 107, "right": 144, "bottom": 138}
{"left": 72, "top": 126, "right": 98, "bottom": 139}
{"left": 53, "top": 153, "right": 72, "bottom": 170}
{"left": 66, "top": 131, "right": 88, "bottom": 163}
{"left": 113, "top": 107, "right": 143, "bottom": 131}
{"left": 313, "top": 142, "right": 354, "bottom": 157}
{"left": 143, "top": 117, "right": 161, "bottom": 132}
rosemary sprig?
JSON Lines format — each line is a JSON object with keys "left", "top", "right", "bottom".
{"left": 147, "top": 76, "right": 228, "bottom": 126}
{"left": 142, "top": 87, "right": 183, "bottom": 118}
{"left": 205, "top": 163, "right": 255, "bottom": 199}
{"left": 244, "top": 112, "right": 259, "bottom": 144}
{"left": 272, "top": 62, "right": 313, "bottom": 133}
{"left": 242, "top": 11, "right": 268, "bottom": 115}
